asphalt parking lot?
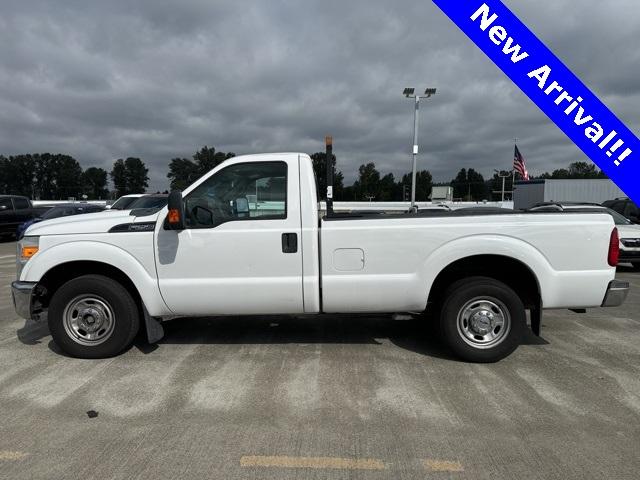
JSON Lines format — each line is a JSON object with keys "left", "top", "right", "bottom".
{"left": 1, "top": 240, "right": 639, "bottom": 480}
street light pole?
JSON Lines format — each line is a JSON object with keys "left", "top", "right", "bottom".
{"left": 410, "top": 95, "right": 420, "bottom": 212}
{"left": 404, "top": 87, "right": 436, "bottom": 212}
{"left": 494, "top": 169, "right": 511, "bottom": 202}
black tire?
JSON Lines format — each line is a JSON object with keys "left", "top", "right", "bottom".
{"left": 48, "top": 274, "right": 140, "bottom": 358}
{"left": 439, "top": 276, "right": 525, "bottom": 363}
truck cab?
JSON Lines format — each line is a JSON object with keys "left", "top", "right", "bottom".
{"left": 0, "top": 195, "right": 33, "bottom": 238}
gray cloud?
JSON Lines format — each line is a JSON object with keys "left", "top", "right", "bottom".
{"left": 0, "top": 0, "right": 638, "bottom": 191}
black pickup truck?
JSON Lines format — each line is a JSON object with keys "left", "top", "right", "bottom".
{"left": 0, "top": 195, "right": 34, "bottom": 238}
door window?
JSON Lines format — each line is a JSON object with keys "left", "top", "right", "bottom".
{"left": 183, "top": 161, "right": 287, "bottom": 228}
{"left": 0, "top": 198, "right": 12, "bottom": 210}
{"left": 13, "top": 198, "right": 29, "bottom": 209}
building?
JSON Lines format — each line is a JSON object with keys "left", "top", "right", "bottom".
{"left": 430, "top": 186, "right": 453, "bottom": 202}
{"left": 514, "top": 179, "right": 625, "bottom": 210}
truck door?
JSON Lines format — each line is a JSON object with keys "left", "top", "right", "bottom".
{"left": 154, "top": 158, "right": 304, "bottom": 315}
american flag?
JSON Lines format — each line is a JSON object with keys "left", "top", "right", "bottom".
{"left": 513, "top": 145, "right": 529, "bottom": 180}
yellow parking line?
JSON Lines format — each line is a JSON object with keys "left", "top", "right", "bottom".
{"left": 0, "top": 451, "right": 29, "bottom": 461}
{"left": 423, "top": 459, "right": 464, "bottom": 472}
{"left": 240, "top": 455, "right": 386, "bottom": 470}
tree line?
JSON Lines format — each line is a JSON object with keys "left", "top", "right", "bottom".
{"left": 0, "top": 147, "right": 608, "bottom": 202}
{"left": 0, "top": 154, "right": 149, "bottom": 200}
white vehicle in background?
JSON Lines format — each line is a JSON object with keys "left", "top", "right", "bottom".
{"left": 530, "top": 202, "right": 640, "bottom": 270}
{"left": 12, "top": 152, "right": 629, "bottom": 362}
{"left": 105, "top": 194, "right": 144, "bottom": 210}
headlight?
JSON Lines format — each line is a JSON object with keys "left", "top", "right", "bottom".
{"left": 17, "top": 236, "right": 39, "bottom": 280}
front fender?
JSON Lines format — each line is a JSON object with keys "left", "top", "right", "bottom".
{"left": 21, "top": 240, "right": 170, "bottom": 316}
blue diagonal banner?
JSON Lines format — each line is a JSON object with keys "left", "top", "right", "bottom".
{"left": 432, "top": 0, "right": 639, "bottom": 203}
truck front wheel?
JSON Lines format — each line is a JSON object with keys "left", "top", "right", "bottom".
{"left": 48, "top": 275, "right": 140, "bottom": 358}
{"left": 439, "top": 277, "right": 525, "bottom": 363}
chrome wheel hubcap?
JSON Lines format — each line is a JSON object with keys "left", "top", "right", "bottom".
{"left": 63, "top": 295, "right": 115, "bottom": 346}
{"left": 457, "top": 297, "right": 511, "bottom": 349}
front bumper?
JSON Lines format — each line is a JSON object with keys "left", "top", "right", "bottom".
{"left": 601, "top": 280, "right": 630, "bottom": 307}
{"left": 11, "top": 281, "right": 36, "bottom": 319}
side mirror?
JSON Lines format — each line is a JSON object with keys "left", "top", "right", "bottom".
{"left": 165, "top": 190, "right": 185, "bottom": 230}
{"left": 234, "top": 197, "right": 250, "bottom": 218}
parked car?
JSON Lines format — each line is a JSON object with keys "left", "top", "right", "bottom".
{"left": 530, "top": 202, "right": 640, "bottom": 270}
{"left": 602, "top": 198, "right": 639, "bottom": 224}
{"left": 16, "top": 204, "right": 57, "bottom": 239}
{"left": 17, "top": 203, "right": 105, "bottom": 240}
{"left": 12, "top": 153, "right": 629, "bottom": 362}
{"left": 107, "top": 194, "right": 144, "bottom": 210}
{"left": 0, "top": 195, "right": 34, "bottom": 238}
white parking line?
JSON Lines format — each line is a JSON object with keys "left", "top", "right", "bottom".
{"left": 240, "top": 455, "right": 386, "bottom": 470}
{"left": 0, "top": 451, "right": 29, "bottom": 461}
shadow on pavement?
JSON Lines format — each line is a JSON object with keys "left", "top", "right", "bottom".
{"left": 140, "top": 314, "right": 548, "bottom": 361}
{"left": 149, "top": 314, "right": 458, "bottom": 361}
{"left": 18, "top": 312, "right": 549, "bottom": 362}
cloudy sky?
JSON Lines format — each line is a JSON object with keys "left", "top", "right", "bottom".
{"left": 1, "top": 0, "right": 638, "bottom": 191}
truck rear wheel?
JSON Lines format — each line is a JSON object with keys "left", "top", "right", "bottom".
{"left": 439, "top": 276, "right": 525, "bottom": 363}
{"left": 48, "top": 275, "right": 140, "bottom": 358}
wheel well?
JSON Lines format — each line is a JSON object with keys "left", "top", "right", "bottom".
{"left": 37, "top": 261, "right": 143, "bottom": 313}
{"left": 427, "top": 255, "right": 540, "bottom": 310}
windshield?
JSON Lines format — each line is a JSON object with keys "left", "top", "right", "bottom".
{"left": 607, "top": 208, "right": 631, "bottom": 225}
{"left": 129, "top": 196, "right": 168, "bottom": 209}
{"left": 41, "top": 206, "right": 100, "bottom": 220}
{"left": 111, "top": 196, "right": 139, "bottom": 210}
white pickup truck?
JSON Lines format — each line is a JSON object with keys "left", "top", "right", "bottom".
{"left": 12, "top": 153, "right": 629, "bottom": 362}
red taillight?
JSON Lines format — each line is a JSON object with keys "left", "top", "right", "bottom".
{"left": 608, "top": 227, "right": 620, "bottom": 267}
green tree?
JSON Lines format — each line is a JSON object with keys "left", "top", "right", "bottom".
{"left": 352, "top": 163, "right": 381, "bottom": 200}
{"left": 82, "top": 167, "right": 109, "bottom": 199}
{"left": 167, "top": 146, "right": 235, "bottom": 191}
{"left": 111, "top": 159, "right": 127, "bottom": 197}
{"left": 193, "top": 145, "right": 235, "bottom": 174}
{"left": 33, "top": 153, "right": 57, "bottom": 199}
{"left": 451, "top": 168, "right": 488, "bottom": 201}
{"left": 398, "top": 170, "right": 433, "bottom": 202}
{"left": 123, "top": 157, "right": 149, "bottom": 194}
{"left": 167, "top": 158, "right": 198, "bottom": 191}
{"left": 0, "top": 155, "right": 35, "bottom": 196}
{"left": 568, "top": 161, "right": 606, "bottom": 179}
{"left": 310, "top": 152, "right": 345, "bottom": 200}
{"left": 378, "top": 173, "right": 396, "bottom": 201}
{"left": 550, "top": 168, "right": 570, "bottom": 179}
{"left": 111, "top": 157, "right": 149, "bottom": 196}
{"left": 53, "top": 155, "right": 83, "bottom": 199}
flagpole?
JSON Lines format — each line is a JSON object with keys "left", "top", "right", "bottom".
{"left": 512, "top": 138, "right": 517, "bottom": 198}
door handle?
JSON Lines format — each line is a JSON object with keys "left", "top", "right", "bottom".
{"left": 281, "top": 233, "right": 298, "bottom": 253}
